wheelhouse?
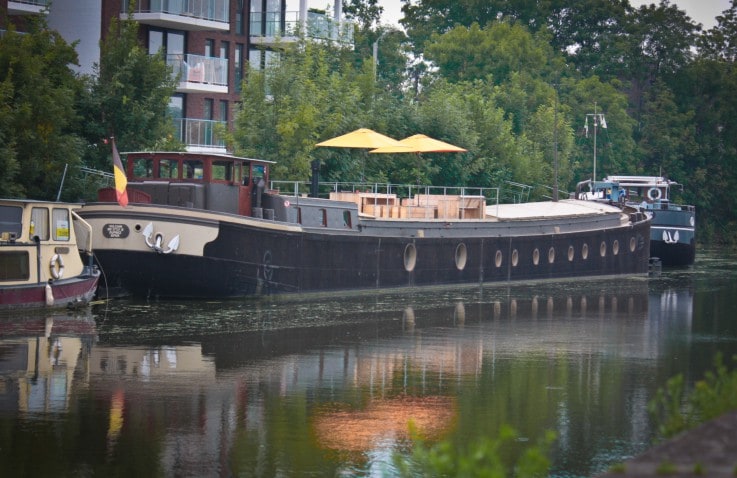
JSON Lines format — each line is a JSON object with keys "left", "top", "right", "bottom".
{"left": 99, "top": 152, "right": 275, "bottom": 217}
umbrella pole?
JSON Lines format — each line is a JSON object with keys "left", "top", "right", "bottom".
{"left": 310, "top": 159, "right": 320, "bottom": 198}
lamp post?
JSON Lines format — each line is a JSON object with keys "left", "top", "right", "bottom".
{"left": 373, "top": 30, "right": 388, "bottom": 81}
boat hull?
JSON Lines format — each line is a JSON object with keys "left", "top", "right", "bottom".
{"left": 80, "top": 203, "right": 651, "bottom": 299}
{"left": 648, "top": 207, "right": 696, "bottom": 266}
{"left": 0, "top": 268, "right": 100, "bottom": 310}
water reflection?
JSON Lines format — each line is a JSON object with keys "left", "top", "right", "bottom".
{"left": 1, "top": 257, "right": 735, "bottom": 477}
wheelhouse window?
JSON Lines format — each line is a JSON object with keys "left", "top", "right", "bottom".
{"left": 52, "top": 208, "right": 70, "bottom": 241}
{"left": 132, "top": 158, "right": 154, "bottom": 179}
{"left": 159, "top": 159, "right": 179, "bottom": 179}
{"left": 0, "top": 205, "right": 22, "bottom": 240}
{"left": 212, "top": 160, "right": 234, "bottom": 182}
{"left": 30, "top": 207, "right": 49, "bottom": 240}
{"left": 0, "top": 251, "right": 29, "bottom": 281}
{"left": 184, "top": 160, "right": 204, "bottom": 179}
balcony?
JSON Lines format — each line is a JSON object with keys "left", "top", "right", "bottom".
{"left": 168, "top": 54, "right": 228, "bottom": 94}
{"left": 8, "top": 0, "right": 49, "bottom": 14}
{"left": 250, "top": 10, "right": 354, "bottom": 47}
{"left": 175, "top": 118, "right": 227, "bottom": 153}
{"left": 123, "top": 0, "right": 229, "bottom": 31}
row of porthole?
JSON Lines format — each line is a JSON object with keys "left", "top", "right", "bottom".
{"left": 403, "top": 237, "right": 637, "bottom": 272}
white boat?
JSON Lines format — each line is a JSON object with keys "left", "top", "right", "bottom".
{"left": 0, "top": 199, "right": 100, "bottom": 309}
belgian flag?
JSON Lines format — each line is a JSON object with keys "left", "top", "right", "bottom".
{"left": 111, "top": 138, "right": 128, "bottom": 207}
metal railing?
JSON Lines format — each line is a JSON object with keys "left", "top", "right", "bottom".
{"left": 250, "top": 10, "right": 354, "bottom": 44}
{"left": 167, "top": 53, "right": 228, "bottom": 87}
{"left": 174, "top": 118, "right": 226, "bottom": 149}
{"left": 124, "top": 0, "right": 229, "bottom": 23}
{"left": 270, "top": 181, "right": 500, "bottom": 204}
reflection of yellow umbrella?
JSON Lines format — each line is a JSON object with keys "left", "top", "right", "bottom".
{"left": 370, "top": 134, "right": 467, "bottom": 153}
{"left": 315, "top": 128, "right": 403, "bottom": 149}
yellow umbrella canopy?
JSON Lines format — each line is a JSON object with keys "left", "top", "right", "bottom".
{"left": 315, "top": 128, "right": 403, "bottom": 149}
{"left": 370, "top": 134, "right": 467, "bottom": 153}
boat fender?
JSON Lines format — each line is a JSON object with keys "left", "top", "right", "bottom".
{"left": 647, "top": 187, "right": 661, "bottom": 201}
{"left": 50, "top": 254, "right": 65, "bottom": 280}
{"left": 45, "top": 281, "right": 54, "bottom": 306}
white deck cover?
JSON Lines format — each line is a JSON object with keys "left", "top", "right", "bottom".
{"left": 487, "top": 199, "right": 623, "bottom": 220}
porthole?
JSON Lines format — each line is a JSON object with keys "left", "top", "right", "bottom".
{"left": 582, "top": 243, "right": 589, "bottom": 260}
{"left": 495, "top": 250, "right": 503, "bottom": 268}
{"left": 404, "top": 243, "right": 417, "bottom": 272}
{"left": 629, "top": 237, "right": 636, "bottom": 252}
{"left": 511, "top": 249, "right": 519, "bottom": 267}
{"left": 613, "top": 240, "right": 620, "bottom": 256}
{"left": 600, "top": 241, "right": 607, "bottom": 257}
{"left": 548, "top": 247, "right": 555, "bottom": 264}
{"left": 455, "top": 243, "right": 467, "bottom": 270}
{"left": 532, "top": 248, "right": 540, "bottom": 265}
{"left": 567, "top": 245, "right": 574, "bottom": 262}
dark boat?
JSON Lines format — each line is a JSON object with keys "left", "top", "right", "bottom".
{"left": 576, "top": 176, "right": 695, "bottom": 266}
{"left": 0, "top": 199, "right": 100, "bottom": 309}
{"left": 78, "top": 151, "right": 651, "bottom": 299}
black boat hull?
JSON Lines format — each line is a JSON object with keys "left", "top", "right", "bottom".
{"left": 89, "top": 213, "right": 651, "bottom": 299}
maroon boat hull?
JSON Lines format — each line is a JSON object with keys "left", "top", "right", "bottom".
{"left": 0, "top": 270, "right": 100, "bottom": 310}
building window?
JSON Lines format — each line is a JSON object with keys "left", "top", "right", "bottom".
{"left": 205, "top": 39, "right": 214, "bottom": 57}
{"left": 236, "top": 0, "right": 244, "bottom": 35}
{"left": 204, "top": 98, "right": 214, "bottom": 120}
{"left": 219, "top": 100, "right": 228, "bottom": 122}
{"left": 235, "top": 44, "right": 243, "bottom": 90}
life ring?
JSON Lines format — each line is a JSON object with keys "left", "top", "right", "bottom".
{"left": 647, "top": 187, "right": 661, "bottom": 201}
{"left": 50, "top": 254, "right": 65, "bottom": 280}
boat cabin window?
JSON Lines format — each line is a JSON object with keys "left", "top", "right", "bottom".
{"left": 184, "top": 160, "right": 203, "bottom": 180}
{"left": 132, "top": 158, "right": 154, "bottom": 179}
{"left": 52, "top": 208, "right": 70, "bottom": 241}
{"left": 0, "top": 251, "right": 29, "bottom": 281}
{"left": 0, "top": 205, "right": 22, "bottom": 240}
{"left": 253, "top": 164, "right": 265, "bottom": 185}
{"left": 30, "top": 207, "right": 49, "bottom": 240}
{"left": 159, "top": 159, "right": 179, "bottom": 179}
{"left": 212, "top": 160, "right": 234, "bottom": 182}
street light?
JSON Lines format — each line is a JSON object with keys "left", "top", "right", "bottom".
{"left": 373, "top": 30, "right": 389, "bottom": 81}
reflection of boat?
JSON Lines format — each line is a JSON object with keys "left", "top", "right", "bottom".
{"left": 78, "top": 151, "right": 651, "bottom": 299}
{"left": 0, "top": 199, "right": 100, "bottom": 309}
{"left": 313, "top": 396, "right": 456, "bottom": 452}
{"left": 0, "top": 313, "right": 97, "bottom": 414}
{"left": 576, "top": 176, "right": 695, "bottom": 266}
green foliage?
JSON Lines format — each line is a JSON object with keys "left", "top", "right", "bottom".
{"left": 395, "top": 423, "right": 556, "bottom": 477}
{"left": 78, "top": 13, "right": 180, "bottom": 177}
{"left": 648, "top": 354, "right": 737, "bottom": 440}
{"left": 0, "top": 18, "right": 85, "bottom": 200}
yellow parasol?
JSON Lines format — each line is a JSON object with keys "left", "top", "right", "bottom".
{"left": 370, "top": 134, "right": 467, "bottom": 154}
{"left": 315, "top": 128, "right": 403, "bottom": 149}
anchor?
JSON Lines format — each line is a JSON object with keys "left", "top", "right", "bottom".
{"left": 661, "top": 230, "right": 680, "bottom": 244}
{"left": 142, "top": 222, "right": 180, "bottom": 254}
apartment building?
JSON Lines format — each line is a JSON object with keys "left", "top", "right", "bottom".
{"left": 1, "top": 0, "right": 353, "bottom": 153}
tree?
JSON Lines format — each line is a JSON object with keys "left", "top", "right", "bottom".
{"left": 78, "top": 14, "right": 179, "bottom": 177}
{"left": 698, "top": 0, "right": 737, "bottom": 61}
{"left": 0, "top": 18, "right": 85, "bottom": 200}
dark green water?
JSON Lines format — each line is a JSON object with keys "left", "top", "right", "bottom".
{"left": 1, "top": 248, "right": 736, "bottom": 477}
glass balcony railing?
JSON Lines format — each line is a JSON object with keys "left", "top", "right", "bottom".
{"left": 9, "top": 0, "right": 50, "bottom": 6}
{"left": 250, "top": 10, "right": 354, "bottom": 45}
{"left": 167, "top": 53, "right": 228, "bottom": 87}
{"left": 174, "top": 118, "right": 226, "bottom": 149}
{"left": 124, "top": 0, "right": 229, "bottom": 24}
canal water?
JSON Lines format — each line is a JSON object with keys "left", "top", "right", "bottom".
{"left": 1, "top": 248, "right": 736, "bottom": 477}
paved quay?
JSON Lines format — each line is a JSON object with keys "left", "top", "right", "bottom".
{"left": 597, "top": 410, "right": 737, "bottom": 477}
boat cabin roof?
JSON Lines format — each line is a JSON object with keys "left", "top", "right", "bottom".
{"left": 122, "top": 151, "right": 275, "bottom": 165}
{"left": 603, "top": 175, "right": 678, "bottom": 188}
